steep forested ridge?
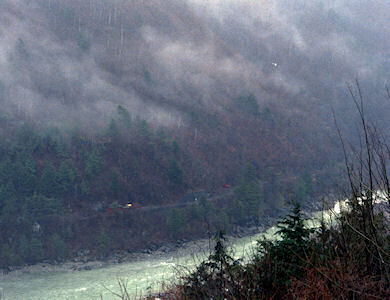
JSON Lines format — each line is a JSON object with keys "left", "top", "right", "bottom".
{"left": 0, "top": 102, "right": 335, "bottom": 266}
{"left": 0, "top": 0, "right": 388, "bottom": 265}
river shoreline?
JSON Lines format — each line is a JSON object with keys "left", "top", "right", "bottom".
{"left": 0, "top": 199, "right": 342, "bottom": 300}
{"left": 0, "top": 222, "right": 272, "bottom": 279}
{"left": 0, "top": 199, "right": 325, "bottom": 279}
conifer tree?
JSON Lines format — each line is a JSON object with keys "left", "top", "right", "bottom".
{"left": 235, "top": 163, "right": 263, "bottom": 219}
{"left": 40, "top": 162, "right": 60, "bottom": 198}
{"left": 85, "top": 148, "right": 103, "bottom": 179}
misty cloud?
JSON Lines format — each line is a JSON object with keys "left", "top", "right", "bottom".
{"left": 0, "top": 0, "right": 388, "bottom": 132}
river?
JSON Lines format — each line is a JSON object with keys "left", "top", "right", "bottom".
{"left": 0, "top": 200, "right": 345, "bottom": 300}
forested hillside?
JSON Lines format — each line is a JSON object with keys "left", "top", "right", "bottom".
{"left": 0, "top": 0, "right": 389, "bottom": 266}
{"left": 0, "top": 103, "right": 334, "bottom": 266}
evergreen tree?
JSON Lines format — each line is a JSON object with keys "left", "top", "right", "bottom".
{"left": 117, "top": 105, "right": 132, "bottom": 128}
{"left": 15, "top": 124, "right": 41, "bottom": 154}
{"left": 58, "top": 161, "right": 77, "bottom": 197}
{"left": 17, "top": 234, "right": 30, "bottom": 261}
{"left": 294, "top": 171, "right": 313, "bottom": 202}
{"left": 257, "top": 203, "right": 316, "bottom": 289}
{"left": 0, "top": 183, "right": 18, "bottom": 224}
{"left": 1, "top": 244, "right": 20, "bottom": 266}
{"left": 55, "top": 139, "right": 70, "bottom": 158}
{"left": 40, "top": 162, "right": 60, "bottom": 198}
{"left": 235, "top": 164, "right": 263, "bottom": 219}
{"left": 167, "top": 159, "right": 183, "bottom": 186}
{"left": 197, "top": 195, "right": 216, "bottom": 223}
{"left": 166, "top": 208, "right": 187, "bottom": 236}
{"left": 276, "top": 203, "right": 313, "bottom": 245}
{"left": 85, "top": 148, "right": 103, "bottom": 179}
{"left": 106, "top": 119, "right": 120, "bottom": 142}
{"left": 137, "top": 119, "right": 152, "bottom": 138}
{"left": 24, "top": 193, "right": 63, "bottom": 220}
{"left": 230, "top": 199, "right": 246, "bottom": 224}
{"left": 97, "top": 230, "right": 111, "bottom": 257}
{"left": 14, "top": 154, "right": 37, "bottom": 197}
{"left": 28, "top": 237, "right": 44, "bottom": 263}
{"left": 15, "top": 235, "right": 44, "bottom": 264}
{"left": 182, "top": 231, "right": 240, "bottom": 298}
{"left": 48, "top": 233, "right": 68, "bottom": 260}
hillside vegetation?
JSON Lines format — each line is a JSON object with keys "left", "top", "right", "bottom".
{"left": 0, "top": 105, "right": 332, "bottom": 266}
{"left": 166, "top": 201, "right": 389, "bottom": 299}
{"left": 155, "top": 90, "right": 390, "bottom": 299}
{"left": 0, "top": 0, "right": 389, "bottom": 266}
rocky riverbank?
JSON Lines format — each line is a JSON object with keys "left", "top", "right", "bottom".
{"left": 0, "top": 199, "right": 325, "bottom": 279}
{"left": 0, "top": 223, "right": 270, "bottom": 279}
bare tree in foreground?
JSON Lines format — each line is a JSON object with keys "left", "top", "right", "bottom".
{"left": 333, "top": 80, "right": 390, "bottom": 283}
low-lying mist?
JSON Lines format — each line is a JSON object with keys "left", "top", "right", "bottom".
{"left": 0, "top": 0, "right": 388, "bottom": 133}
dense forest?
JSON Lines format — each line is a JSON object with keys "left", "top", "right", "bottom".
{"left": 0, "top": 0, "right": 389, "bottom": 267}
{"left": 0, "top": 103, "right": 332, "bottom": 266}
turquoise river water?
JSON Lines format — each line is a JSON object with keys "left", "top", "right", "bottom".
{"left": 0, "top": 199, "right": 346, "bottom": 300}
